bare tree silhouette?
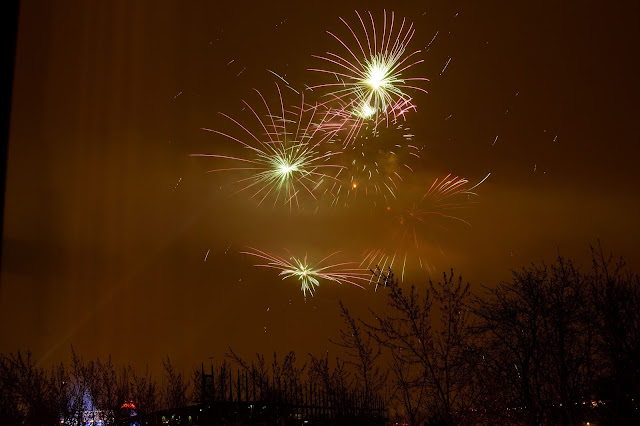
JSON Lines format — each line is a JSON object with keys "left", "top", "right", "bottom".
{"left": 332, "top": 300, "right": 387, "bottom": 409}
{"left": 366, "top": 268, "right": 477, "bottom": 425}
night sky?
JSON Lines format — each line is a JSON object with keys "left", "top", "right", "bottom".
{"left": 2, "top": 0, "right": 639, "bottom": 374}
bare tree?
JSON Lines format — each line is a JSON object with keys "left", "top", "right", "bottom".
{"left": 280, "top": 351, "right": 306, "bottom": 399}
{"left": 49, "top": 361, "right": 73, "bottom": 424}
{"left": 0, "top": 350, "right": 58, "bottom": 425}
{"left": 161, "top": 356, "right": 190, "bottom": 410}
{"left": 430, "top": 270, "right": 482, "bottom": 424}
{"left": 130, "top": 365, "right": 159, "bottom": 421}
{"left": 189, "top": 366, "right": 203, "bottom": 404}
{"left": 367, "top": 269, "right": 476, "bottom": 425}
{"left": 473, "top": 255, "right": 596, "bottom": 425}
{"left": 226, "top": 350, "right": 271, "bottom": 401}
{"left": 588, "top": 243, "right": 640, "bottom": 424}
{"left": 388, "top": 345, "right": 428, "bottom": 426}
{"left": 68, "top": 347, "right": 94, "bottom": 425}
{"left": 474, "top": 263, "right": 552, "bottom": 425}
{"left": 540, "top": 256, "right": 593, "bottom": 425}
{"left": 333, "top": 300, "right": 387, "bottom": 408}
{"left": 91, "top": 355, "right": 124, "bottom": 422}
{"left": 308, "top": 352, "right": 351, "bottom": 396}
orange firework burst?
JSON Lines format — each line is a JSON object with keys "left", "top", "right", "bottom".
{"left": 362, "top": 173, "right": 490, "bottom": 284}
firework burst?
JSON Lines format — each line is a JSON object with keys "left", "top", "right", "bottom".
{"left": 327, "top": 123, "right": 422, "bottom": 207}
{"left": 311, "top": 93, "right": 416, "bottom": 149}
{"left": 242, "top": 247, "right": 370, "bottom": 298}
{"left": 362, "top": 173, "right": 490, "bottom": 284}
{"left": 191, "top": 83, "right": 345, "bottom": 210}
{"left": 308, "top": 10, "right": 428, "bottom": 123}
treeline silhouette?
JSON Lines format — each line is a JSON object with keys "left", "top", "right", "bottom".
{"left": 1, "top": 244, "right": 639, "bottom": 425}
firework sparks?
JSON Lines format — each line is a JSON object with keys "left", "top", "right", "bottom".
{"left": 191, "top": 83, "right": 345, "bottom": 209}
{"left": 312, "top": 93, "right": 417, "bottom": 148}
{"left": 242, "top": 247, "right": 370, "bottom": 298}
{"left": 309, "top": 95, "right": 373, "bottom": 148}
{"left": 328, "top": 125, "right": 422, "bottom": 207}
{"left": 363, "top": 173, "right": 490, "bottom": 282}
{"left": 308, "top": 10, "right": 428, "bottom": 123}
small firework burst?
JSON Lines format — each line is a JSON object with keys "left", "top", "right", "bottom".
{"left": 242, "top": 247, "right": 370, "bottom": 298}
{"left": 308, "top": 10, "right": 428, "bottom": 123}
